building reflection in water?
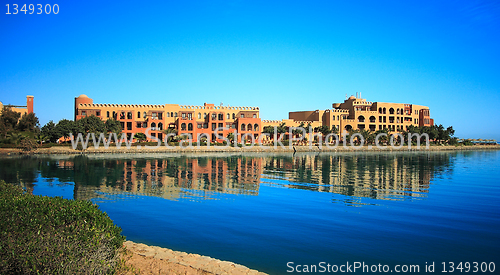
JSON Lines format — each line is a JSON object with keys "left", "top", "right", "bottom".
{"left": 261, "top": 152, "right": 453, "bottom": 201}
{"left": 0, "top": 152, "right": 456, "bottom": 203}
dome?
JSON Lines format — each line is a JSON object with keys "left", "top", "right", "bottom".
{"left": 77, "top": 94, "right": 89, "bottom": 98}
{"left": 348, "top": 95, "right": 356, "bottom": 100}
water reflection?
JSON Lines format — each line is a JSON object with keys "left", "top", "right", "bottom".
{"left": 262, "top": 152, "right": 454, "bottom": 201}
{"left": 0, "top": 152, "right": 455, "bottom": 203}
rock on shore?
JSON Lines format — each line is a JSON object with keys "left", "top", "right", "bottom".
{"left": 122, "top": 241, "right": 267, "bottom": 275}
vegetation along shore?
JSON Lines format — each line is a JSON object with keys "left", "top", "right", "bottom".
{"left": 0, "top": 180, "right": 266, "bottom": 274}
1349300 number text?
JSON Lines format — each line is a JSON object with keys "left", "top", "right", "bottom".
{"left": 6, "top": 4, "right": 59, "bottom": 14}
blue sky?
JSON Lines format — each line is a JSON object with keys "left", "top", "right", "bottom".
{"left": 1, "top": 0, "right": 499, "bottom": 139}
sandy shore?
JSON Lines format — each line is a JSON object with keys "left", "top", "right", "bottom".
{"left": 120, "top": 241, "right": 267, "bottom": 275}
{"left": 1, "top": 144, "right": 498, "bottom": 155}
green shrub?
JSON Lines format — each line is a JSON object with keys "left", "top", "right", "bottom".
{"left": 0, "top": 181, "right": 125, "bottom": 274}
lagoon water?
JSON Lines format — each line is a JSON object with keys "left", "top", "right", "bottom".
{"left": 0, "top": 151, "right": 499, "bottom": 274}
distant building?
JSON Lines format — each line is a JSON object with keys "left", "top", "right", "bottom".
{"left": 74, "top": 94, "right": 261, "bottom": 142}
{"left": 263, "top": 95, "right": 433, "bottom": 135}
{"left": 0, "top": 95, "right": 34, "bottom": 117}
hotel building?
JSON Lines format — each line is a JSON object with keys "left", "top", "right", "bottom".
{"left": 263, "top": 94, "right": 433, "bottom": 135}
{"left": 0, "top": 95, "right": 34, "bottom": 117}
{"left": 75, "top": 94, "right": 261, "bottom": 142}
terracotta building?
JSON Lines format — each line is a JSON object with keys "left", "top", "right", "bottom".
{"left": 0, "top": 95, "right": 34, "bottom": 117}
{"left": 263, "top": 94, "right": 433, "bottom": 135}
{"left": 74, "top": 94, "right": 261, "bottom": 142}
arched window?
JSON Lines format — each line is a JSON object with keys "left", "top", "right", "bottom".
{"left": 212, "top": 113, "right": 216, "bottom": 120}
{"left": 379, "top": 107, "right": 382, "bottom": 114}
{"left": 253, "top": 114, "right": 256, "bottom": 118}
{"left": 241, "top": 124, "right": 246, "bottom": 131}
{"left": 358, "top": 115, "right": 365, "bottom": 122}
{"left": 107, "top": 111, "right": 110, "bottom": 118}
{"left": 127, "top": 112, "right": 132, "bottom": 119}
{"left": 218, "top": 113, "right": 224, "bottom": 120}
{"left": 137, "top": 112, "right": 141, "bottom": 118}
{"left": 170, "top": 112, "right": 173, "bottom": 117}
{"left": 181, "top": 123, "right": 186, "bottom": 130}
{"left": 332, "top": 115, "right": 335, "bottom": 121}
{"left": 158, "top": 123, "right": 163, "bottom": 130}
{"left": 167, "top": 112, "right": 170, "bottom": 117}
{"left": 248, "top": 124, "right": 252, "bottom": 131}
{"left": 389, "top": 108, "right": 394, "bottom": 114}
{"left": 198, "top": 113, "right": 201, "bottom": 119}
{"left": 337, "top": 115, "right": 340, "bottom": 120}
{"left": 113, "top": 111, "right": 116, "bottom": 119}
{"left": 204, "top": 113, "right": 207, "bottom": 118}
{"left": 227, "top": 113, "right": 230, "bottom": 119}
{"left": 143, "top": 112, "right": 147, "bottom": 118}
{"left": 151, "top": 122, "right": 156, "bottom": 130}
{"left": 345, "top": 125, "right": 353, "bottom": 131}
{"left": 254, "top": 124, "right": 259, "bottom": 131}
{"left": 174, "top": 112, "right": 178, "bottom": 117}
{"left": 232, "top": 113, "right": 235, "bottom": 119}
{"left": 369, "top": 116, "right": 376, "bottom": 123}
{"left": 188, "top": 123, "right": 193, "bottom": 131}
{"left": 383, "top": 107, "right": 386, "bottom": 114}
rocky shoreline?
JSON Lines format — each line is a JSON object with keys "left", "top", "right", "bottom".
{"left": 122, "top": 241, "right": 267, "bottom": 275}
{"left": 0, "top": 144, "right": 498, "bottom": 155}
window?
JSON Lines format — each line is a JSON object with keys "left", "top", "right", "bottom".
{"left": 143, "top": 122, "right": 147, "bottom": 128}
{"left": 96, "top": 111, "right": 100, "bottom": 117}
{"left": 212, "top": 113, "right": 216, "bottom": 120}
{"left": 158, "top": 123, "right": 163, "bottom": 130}
{"left": 174, "top": 112, "right": 178, "bottom": 117}
{"left": 143, "top": 112, "right": 147, "bottom": 118}
{"left": 81, "top": 111, "right": 86, "bottom": 116}
{"left": 181, "top": 123, "right": 186, "bottom": 130}
{"left": 218, "top": 123, "right": 223, "bottom": 128}
{"left": 120, "top": 122, "right": 125, "bottom": 130}
{"left": 188, "top": 123, "right": 193, "bottom": 131}
{"left": 253, "top": 114, "right": 256, "bottom": 118}
{"left": 241, "top": 124, "right": 246, "bottom": 131}
{"left": 232, "top": 113, "right": 235, "bottom": 119}
{"left": 203, "top": 123, "right": 208, "bottom": 129}
{"left": 167, "top": 112, "right": 170, "bottom": 117}
{"left": 212, "top": 123, "right": 216, "bottom": 130}
{"left": 218, "top": 113, "right": 223, "bottom": 120}
{"left": 107, "top": 111, "right": 110, "bottom": 118}
{"left": 198, "top": 113, "right": 201, "bottom": 119}
{"left": 136, "top": 122, "right": 142, "bottom": 128}
{"left": 254, "top": 124, "right": 259, "bottom": 131}
{"left": 198, "top": 123, "right": 202, "bottom": 129}
{"left": 227, "top": 113, "right": 230, "bottom": 119}
{"left": 151, "top": 122, "right": 156, "bottom": 130}
{"left": 152, "top": 112, "right": 157, "bottom": 119}
{"left": 241, "top": 114, "right": 244, "bottom": 118}
{"left": 204, "top": 113, "right": 207, "bottom": 118}
{"left": 248, "top": 124, "right": 252, "bottom": 131}
{"left": 332, "top": 115, "right": 335, "bottom": 121}
{"left": 182, "top": 113, "right": 186, "bottom": 119}
{"left": 127, "top": 122, "right": 132, "bottom": 130}
{"left": 170, "top": 112, "right": 173, "bottom": 117}
{"left": 187, "top": 113, "right": 192, "bottom": 120}
{"left": 127, "top": 112, "right": 132, "bottom": 119}
{"left": 113, "top": 111, "right": 116, "bottom": 119}
{"left": 158, "top": 113, "right": 163, "bottom": 119}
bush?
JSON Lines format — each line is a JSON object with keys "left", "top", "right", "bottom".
{"left": 0, "top": 181, "right": 125, "bottom": 274}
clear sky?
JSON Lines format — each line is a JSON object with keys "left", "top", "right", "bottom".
{"left": 1, "top": 1, "right": 499, "bottom": 139}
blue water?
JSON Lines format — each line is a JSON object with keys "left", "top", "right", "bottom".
{"left": 0, "top": 151, "right": 499, "bottom": 274}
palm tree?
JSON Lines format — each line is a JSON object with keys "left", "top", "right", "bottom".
{"left": 163, "top": 128, "right": 178, "bottom": 142}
